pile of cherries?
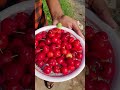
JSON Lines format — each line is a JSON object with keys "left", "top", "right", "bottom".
{"left": 0, "top": 11, "right": 34, "bottom": 89}
{"left": 35, "top": 26, "right": 83, "bottom": 75}
{"left": 85, "top": 26, "right": 115, "bottom": 90}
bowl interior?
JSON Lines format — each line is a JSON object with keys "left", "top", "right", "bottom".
{"left": 35, "top": 26, "right": 85, "bottom": 82}
{"left": 86, "top": 8, "right": 120, "bottom": 90}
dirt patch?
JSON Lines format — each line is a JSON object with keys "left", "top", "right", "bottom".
{"left": 69, "top": 0, "right": 85, "bottom": 26}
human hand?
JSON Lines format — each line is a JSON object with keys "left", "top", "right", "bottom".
{"left": 53, "top": 15, "right": 84, "bottom": 39}
{"left": 86, "top": 0, "right": 118, "bottom": 29}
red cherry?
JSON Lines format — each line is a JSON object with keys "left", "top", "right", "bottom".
{"left": 0, "top": 32, "right": 8, "bottom": 49}
{"left": 48, "top": 32, "right": 55, "bottom": 38}
{"left": 36, "top": 60, "right": 44, "bottom": 68}
{"left": 41, "top": 31, "right": 47, "bottom": 38}
{"left": 54, "top": 50, "right": 61, "bottom": 57}
{"left": 21, "top": 74, "right": 32, "bottom": 88}
{"left": 50, "top": 28, "right": 61, "bottom": 34}
{"left": 0, "top": 74, "right": 5, "bottom": 85}
{"left": 101, "top": 63, "right": 115, "bottom": 80}
{"left": 43, "top": 66, "right": 52, "bottom": 74}
{"left": 15, "top": 12, "right": 29, "bottom": 30}
{"left": 55, "top": 33, "right": 61, "bottom": 38}
{"left": 85, "top": 78, "right": 96, "bottom": 90}
{"left": 61, "top": 43, "right": 66, "bottom": 49}
{"left": 35, "top": 48, "right": 41, "bottom": 54}
{"left": 61, "top": 35, "right": 68, "bottom": 42}
{"left": 61, "top": 49, "right": 68, "bottom": 55}
{"left": 35, "top": 40, "right": 38, "bottom": 48}
{"left": 76, "top": 52, "right": 83, "bottom": 59}
{"left": 61, "top": 67, "right": 68, "bottom": 75}
{"left": 68, "top": 65, "right": 75, "bottom": 71}
{"left": 69, "top": 37, "right": 74, "bottom": 43}
{"left": 43, "top": 45, "right": 49, "bottom": 53}
{"left": 65, "top": 32, "right": 70, "bottom": 36}
{"left": 90, "top": 32, "right": 112, "bottom": 59}
{"left": 72, "top": 39, "right": 80, "bottom": 47}
{"left": 50, "top": 44, "right": 56, "bottom": 51}
{"left": 67, "top": 58, "right": 74, "bottom": 65}
{"left": 6, "top": 82, "right": 23, "bottom": 90}
{"left": 1, "top": 18, "right": 17, "bottom": 35}
{"left": 95, "top": 31, "right": 108, "bottom": 41}
{"left": 54, "top": 28, "right": 62, "bottom": 34}
{"left": 10, "top": 38, "right": 24, "bottom": 48}
{"left": 76, "top": 45, "right": 82, "bottom": 51}
{"left": 56, "top": 39, "right": 61, "bottom": 44}
{"left": 52, "top": 37, "right": 58, "bottom": 43}
{"left": 1, "top": 50, "right": 13, "bottom": 65}
{"left": 53, "top": 66, "right": 61, "bottom": 73}
{"left": 85, "top": 26, "right": 95, "bottom": 41}
{"left": 66, "top": 43, "right": 72, "bottom": 50}
{"left": 28, "top": 63, "right": 34, "bottom": 75}
{"left": 19, "top": 47, "right": 34, "bottom": 64}
{"left": 57, "top": 57, "right": 64, "bottom": 64}
{"left": 61, "top": 62, "right": 68, "bottom": 67}
{"left": 61, "top": 30, "right": 64, "bottom": 33}
{"left": 4, "top": 63, "right": 24, "bottom": 81}
{"left": 43, "top": 57, "right": 49, "bottom": 63}
{"left": 71, "top": 50, "right": 77, "bottom": 57}
{"left": 36, "top": 52, "right": 45, "bottom": 61}
{"left": 25, "top": 28, "right": 34, "bottom": 45}
{"left": 36, "top": 33, "right": 42, "bottom": 41}
{"left": 45, "top": 38, "right": 51, "bottom": 45}
{"left": 38, "top": 41, "right": 46, "bottom": 48}
{"left": 48, "top": 58, "right": 57, "bottom": 66}
{"left": 95, "top": 81, "right": 110, "bottom": 90}
{"left": 47, "top": 51, "right": 54, "bottom": 58}
{"left": 74, "top": 60, "right": 81, "bottom": 68}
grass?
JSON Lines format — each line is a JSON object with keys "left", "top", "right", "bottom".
{"left": 42, "top": 0, "right": 74, "bottom": 25}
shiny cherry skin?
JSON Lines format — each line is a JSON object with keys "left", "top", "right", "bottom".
{"left": 43, "top": 45, "right": 49, "bottom": 53}
{"left": 1, "top": 18, "right": 17, "bottom": 35}
{"left": 61, "top": 67, "right": 68, "bottom": 75}
{"left": 47, "top": 51, "right": 54, "bottom": 58}
{"left": 74, "top": 60, "right": 81, "bottom": 68}
{"left": 0, "top": 32, "right": 8, "bottom": 49}
{"left": 43, "top": 66, "right": 52, "bottom": 74}
{"left": 54, "top": 50, "right": 61, "bottom": 57}
{"left": 53, "top": 66, "right": 61, "bottom": 73}
{"left": 57, "top": 57, "right": 64, "bottom": 64}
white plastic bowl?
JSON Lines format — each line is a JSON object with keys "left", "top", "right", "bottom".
{"left": 35, "top": 26, "right": 85, "bottom": 82}
{"left": 86, "top": 8, "right": 120, "bottom": 90}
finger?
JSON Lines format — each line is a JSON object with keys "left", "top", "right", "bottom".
{"left": 91, "top": 0, "right": 118, "bottom": 29}
{"left": 77, "top": 21, "right": 84, "bottom": 30}
{"left": 53, "top": 20, "right": 59, "bottom": 25}
{"left": 72, "top": 23, "right": 85, "bottom": 39}
{"left": 68, "top": 25, "right": 72, "bottom": 29}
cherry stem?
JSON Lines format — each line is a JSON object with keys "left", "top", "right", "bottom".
{"left": 57, "top": 23, "right": 62, "bottom": 29}
{"left": 11, "top": 55, "right": 18, "bottom": 58}
{"left": 15, "top": 31, "right": 25, "bottom": 34}
{"left": 0, "top": 49, "right": 3, "bottom": 54}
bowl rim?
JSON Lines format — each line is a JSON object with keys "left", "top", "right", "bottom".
{"left": 35, "top": 25, "right": 85, "bottom": 82}
{"left": 0, "top": 0, "right": 34, "bottom": 21}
